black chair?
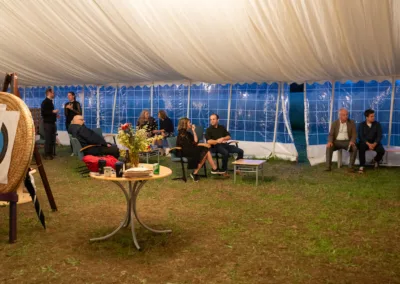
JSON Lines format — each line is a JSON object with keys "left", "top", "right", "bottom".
{"left": 167, "top": 136, "right": 207, "bottom": 182}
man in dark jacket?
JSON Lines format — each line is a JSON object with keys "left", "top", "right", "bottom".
{"left": 357, "top": 109, "right": 385, "bottom": 173}
{"left": 68, "top": 115, "right": 119, "bottom": 158}
{"left": 326, "top": 108, "right": 357, "bottom": 171}
{"left": 41, "top": 87, "right": 59, "bottom": 160}
{"left": 64, "top": 91, "right": 82, "bottom": 131}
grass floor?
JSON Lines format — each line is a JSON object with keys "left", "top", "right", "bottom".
{"left": 0, "top": 146, "right": 399, "bottom": 284}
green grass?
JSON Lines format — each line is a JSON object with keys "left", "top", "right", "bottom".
{"left": 0, "top": 146, "right": 399, "bottom": 283}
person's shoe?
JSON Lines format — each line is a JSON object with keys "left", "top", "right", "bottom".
{"left": 325, "top": 167, "right": 332, "bottom": 172}
{"left": 358, "top": 167, "right": 364, "bottom": 174}
{"left": 70, "top": 153, "right": 75, "bottom": 157}
{"left": 211, "top": 168, "right": 220, "bottom": 175}
{"left": 43, "top": 155, "right": 53, "bottom": 160}
{"left": 190, "top": 173, "right": 199, "bottom": 182}
{"left": 347, "top": 167, "right": 355, "bottom": 173}
{"left": 218, "top": 169, "right": 227, "bottom": 174}
{"left": 222, "top": 172, "right": 230, "bottom": 178}
{"left": 373, "top": 160, "right": 379, "bottom": 169}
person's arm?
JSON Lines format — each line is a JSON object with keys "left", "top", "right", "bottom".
{"left": 64, "top": 103, "right": 68, "bottom": 117}
{"left": 221, "top": 127, "right": 231, "bottom": 142}
{"left": 358, "top": 123, "right": 366, "bottom": 143}
{"left": 375, "top": 122, "right": 382, "bottom": 145}
{"left": 206, "top": 128, "right": 218, "bottom": 145}
{"left": 350, "top": 120, "right": 357, "bottom": 144}
{"left": 69, "top": 102, "right": 82, "bottom": 114}
{"left": 41, "top": 100, "right": 54, "bottom": 116}
{"left": 191, "top": 129, "right": 198, "bottom": 144}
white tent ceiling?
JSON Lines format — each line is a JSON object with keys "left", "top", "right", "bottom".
{"left": 0, "top": 0, "right": 399, "bottom": 86}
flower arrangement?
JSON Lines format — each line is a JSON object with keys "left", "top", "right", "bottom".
{"left": 117, "top": 123, "right": 165, "bottom": 167}
{"left": 117, "top": 123, "right": 150, "bottom": 167}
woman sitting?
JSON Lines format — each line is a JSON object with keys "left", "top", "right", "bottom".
{"left": 176, "top": 118, "right": 220, "bottom": 182}
{"left": 136, "top": 110, "right": 157, "bottom": 137}
{"left": 153, "top": 110, "right": 174, "bottom": 155}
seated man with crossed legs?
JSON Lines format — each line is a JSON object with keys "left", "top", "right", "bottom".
{"left": 326, "top": 108, "right": 357, "bottom": 172}
{"left": 205, "top": 114, "right": 244, "bottom": 176}
{"left": 68, "top": 115, "right": 119, "bottom": 159}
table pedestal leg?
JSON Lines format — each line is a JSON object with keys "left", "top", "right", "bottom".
{"left": 90, "top": 181, "right": 130, "bottom": 242}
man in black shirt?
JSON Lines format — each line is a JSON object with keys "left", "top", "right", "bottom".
{"left": 357, "top": 109, "right": 385, "bottom": 173}
{"left": 68, "top": 115, "right": 119, "bottom": 159}
{"left": 64, "top": 91, "right": 82, "bottom": 131}
{"left": 41, "top": 88, "right": 59, "bottom": 160}
{"left": 205, "top": 114, "right": 244, "bottom": 173}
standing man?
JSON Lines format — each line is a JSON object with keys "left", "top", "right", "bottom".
{"left": 41, "top": 88, "right": 59, "bottom": 160}
{"left": 64, "top": 91, "right": 82, "bottom": 131}
{"left": 206, "top": 114, "right": 244, "bottom": 174}
{"left": 326, "top": 108, "right": 357, "bottom": 172}
{"left": 357, "top": 109, "right": 385, "bottom": 173}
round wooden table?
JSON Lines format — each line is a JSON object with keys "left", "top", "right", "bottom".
{"left": 89, "top": 164, "right": 172, "bottom": 250}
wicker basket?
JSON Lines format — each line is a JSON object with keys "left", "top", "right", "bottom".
{"left": 0, "top": 92, "right": 35, "bottom": 194}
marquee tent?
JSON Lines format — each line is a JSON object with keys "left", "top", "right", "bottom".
{"left": 1, "top": 0, "right": 400, "bottom": 164}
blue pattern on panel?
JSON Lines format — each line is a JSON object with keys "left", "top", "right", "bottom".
{"left": 84, "top": 85, "right": 98, "bottom": 129}
{"left": 229, "top": 82, "right": 278, "bottom": 142}
{"left": 189, "top": 83, "right": 229, "bottom": 130}
{"left": 99, "top": 86, "right": 115, "bottom": 133}
{"left": 392, "top": 81, "right": 400, "bottom": 146}
{"left": 276, "top": 83, "right": 294, "bottom": 143}
{"left": 24, "top": 86, "right": 47, "bottom": 109}
{"left": 113, "top": 86, "right": 128, "bottom": 133}
{"left": 153, "top": 84, "right": 188, "bottom": 134}
{"left": 54, "top": 86, "right": 83, "bottom": 131}
{"left": 333, "top": 81, "right": 392, "bottom": 146}
{"left": 305, "top": 82, "right": 332, "bottom": 146}
{"left": 124, "top": 86, "right": 151, "bottom": 126}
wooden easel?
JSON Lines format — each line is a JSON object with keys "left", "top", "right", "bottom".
{"left": 0, "top": 73, "right": 57, "bottom": 219}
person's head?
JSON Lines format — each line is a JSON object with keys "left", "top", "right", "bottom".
{"left": 338, "top": 108, "right": 349, "bottom": 123}
{"left": 138, "top": 110, "right": 150, "bottom": 125}
{"left": 46, "top": 87, "right": 54, "bottom": 99}
{"left": 67, "top": 91, "right": 76, "bottom": 102}
{"left": 158, "top": 110, "right": 167, "bottom": 120}
{"left": 210, "top": 114, "right": 219, "bottom": 127}
{"left": 364, "top": 109, "right": 375, "bottom": 123}
{"left": 72, "top": 115, "right": 85, "bottom": 126}
{"left": 178, "top": 117, "right": 191, "bottom": 131}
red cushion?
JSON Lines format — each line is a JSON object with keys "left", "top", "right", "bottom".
{"left": 82, "top": 155, "right": 118, "bottom": 172}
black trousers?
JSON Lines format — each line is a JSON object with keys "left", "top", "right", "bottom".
{"left": 211, "top": 143, "right": 244, "bottom": 171}
{"left": 358, "top": 142, "right": 385, "bottom": 167}
{"left": 44, "top": 122, "right": 56, "bottom": 156}
{"left": 83, "top": 145, "right": 120, "bottom": 159}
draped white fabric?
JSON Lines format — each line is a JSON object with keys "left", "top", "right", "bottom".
{"left": 0, "top": 0, "right": 399, "bottom": 86}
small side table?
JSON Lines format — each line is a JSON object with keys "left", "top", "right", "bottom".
{"left": 232, "top": 159, "right": 266, "bottom": 186}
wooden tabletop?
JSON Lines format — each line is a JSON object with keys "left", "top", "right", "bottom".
{"left": 385, "top": 146, "right": 400, "bottom": 152}
{"left": 90, "top": 164, "right": 172, "bottom": 181}
{"left": 232, "top": 159, "right": 266, "bottom": 165}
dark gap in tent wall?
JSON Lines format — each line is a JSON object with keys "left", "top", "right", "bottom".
{"left": 289, "top": 83, "right": 307, "bottom": 164}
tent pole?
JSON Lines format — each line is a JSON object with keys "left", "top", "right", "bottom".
{"left": 96, "top": 85, "right": 100, "bottom": 128}
{"left": 227, "top": 84, "right": 232, "bottom": 131}
{"left": 150, "top": 84, "right": 154, "bottom": 117}
{"left": 186, "top": 81, "right": 191, "bottom": 118}
{"left": 329, "top": 81, "right": 335, "bottom": 131}
{"left": 111, "top": 85, "right": 117, "bottom": 133}
{"left": 303, "top": 83, "right": 309, "bottom": 147}
{"left": 387, "top": 77, "right": 396, "bottom": 148}
{"left": 82, "top": 85, "right": 85, "bottom": 118}
{"left": 272, "top": 82, "right": 281, "bottom": 157}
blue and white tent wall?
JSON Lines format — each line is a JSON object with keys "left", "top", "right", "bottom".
{"left": 304, "top": 79, "right": 400, "bottom": 166}
{"left": 21, "top": 81, "right": 297, "bottom": 161}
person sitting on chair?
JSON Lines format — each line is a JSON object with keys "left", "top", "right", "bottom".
{"left": 153, "top": 110, "right": 174, "bottom": 155}
{"left": 68, "top": 115, "right": 119, "bottom": 158}
{"left": 326, "top": 108, "right": 357, "bottom": 172}
{"left": 205, "top": 114, "right": 244, "bottom": 174}
{"left": 137, "top": 110, "right": 157, "bottom": 137}
{"left": 357, "top": 109, "right": 385, "bottom": 173}
{"left": 176, "top": 118, "right": 220, "bottom": 182}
